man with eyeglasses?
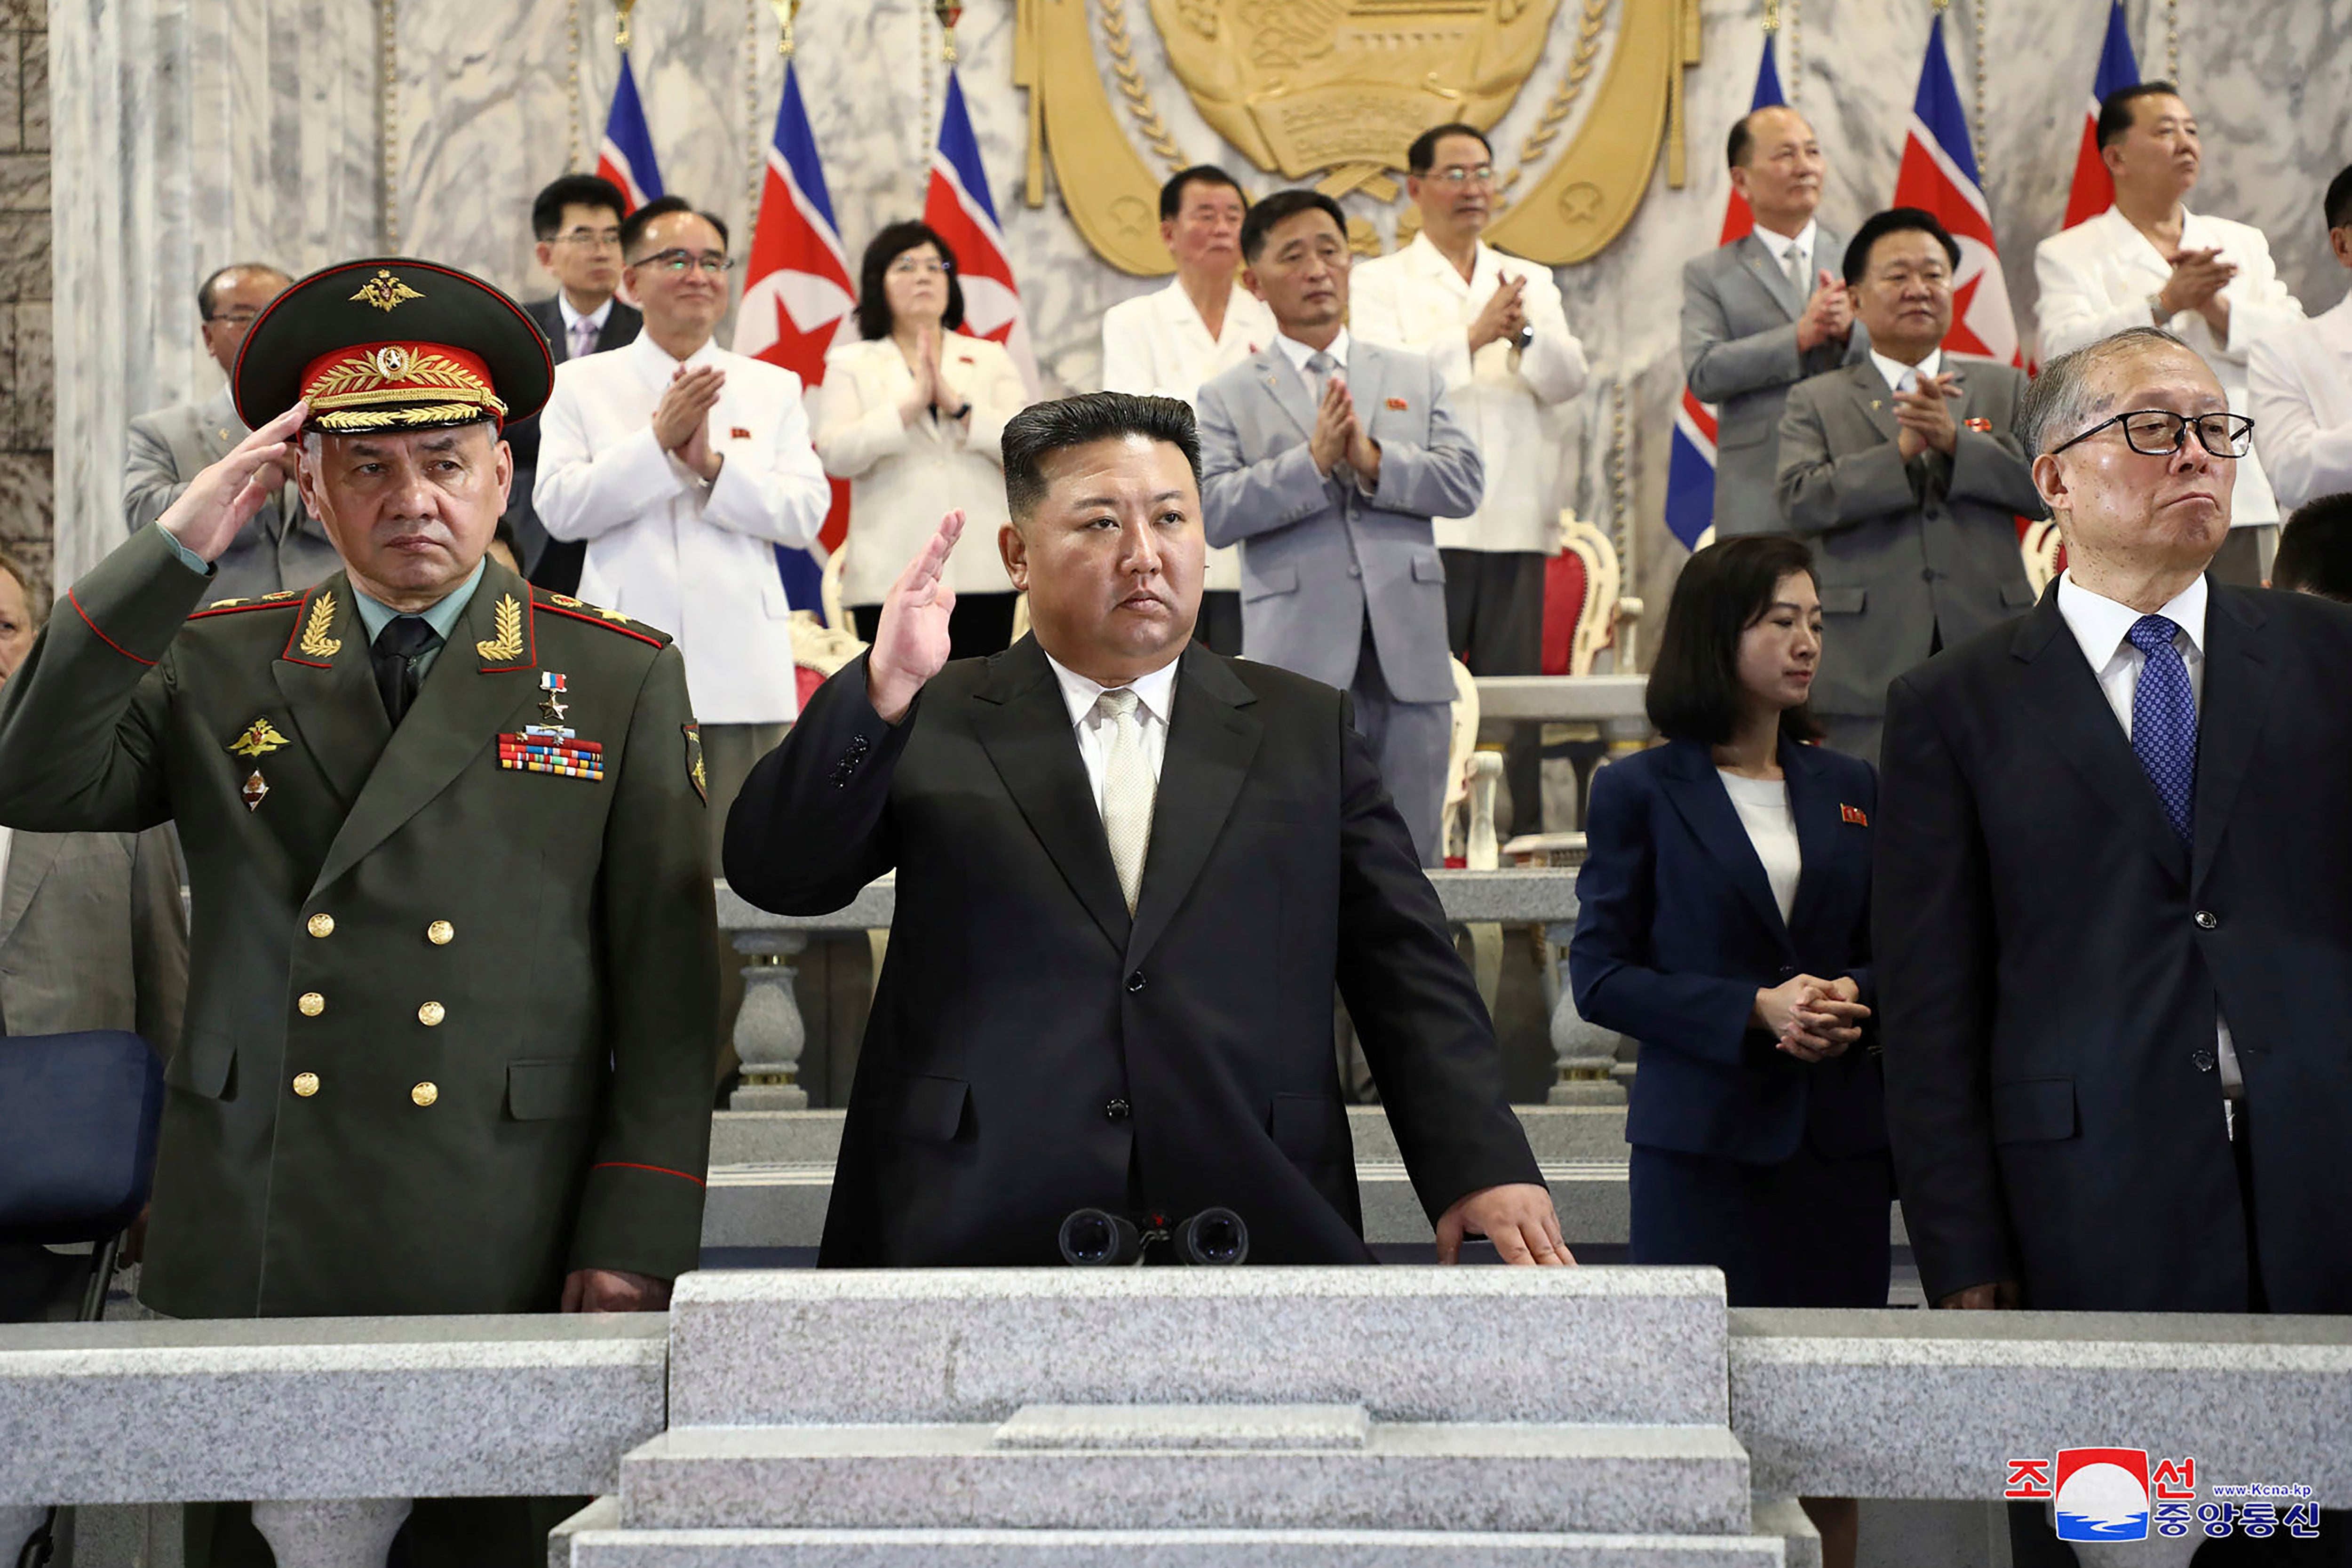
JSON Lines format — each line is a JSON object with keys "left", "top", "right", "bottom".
{"left": 506, "top": 174, "right": 644, "bottom": 594}
{"left": 1775, "top": 208, "right": 2041, "bottom": 764}
{"left": 536, "top": 194, "right": 830, "bottom": 871}
{"left": 1352, "top": 122, "right": 1588, "bottom": 834}
{"left": 2035, "top": 83, "right": 2304, "bottom": 587}
{"left": 125, "top": 262, "right": 338, "bottom": 605}
{"left": 1875, "top": 327, "right": 2352, "bottom": 1566}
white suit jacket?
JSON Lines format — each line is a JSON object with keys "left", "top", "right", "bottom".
{"left": 534, "top": 334, "right": 830, "bottom": 724}
{"left": 812, "top": 334, "right": 1025, "bottom": 605}
{"left": 2035, "top": 207, "right": 2305, "bottom": 525}
{"left": 1348, "top": 233, "right": 1588, "bottom": 554}
{"left": 1099, "top": 279, "right": 1276, "bottom": 593}
{"left": 2249, "top": 288, "right": 2352, "bottom": 515}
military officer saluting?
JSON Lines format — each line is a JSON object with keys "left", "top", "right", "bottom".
{"left": 0, "top": 260, "right": 716, "bottom": 1560}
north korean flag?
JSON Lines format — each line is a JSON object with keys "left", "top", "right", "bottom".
{"left": 2063, "top": 2, "right": 2141, "bottom": 230}
{"left": 596, "top": 54, "right": 664, "bottom": 215}
{"left": 1892, "top": 14, "right": 2020, "bottom": 367}
{"left": 923, "top": 70, "right": 1040, "bottom": 394}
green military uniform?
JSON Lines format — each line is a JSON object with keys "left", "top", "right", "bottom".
{"left": 0, "top": 259, "right": 716, "bottom": 1321}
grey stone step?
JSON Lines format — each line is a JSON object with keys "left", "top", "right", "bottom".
{"left": 706, "top": 1107, "right": 1638, "bottom": 1169}
{"left": 566, "top": 1526, "right": 1789, "bottom": 1567}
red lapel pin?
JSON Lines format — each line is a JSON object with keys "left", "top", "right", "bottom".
{"left": 1841, "top": 804, "right": 1869, "bottom": 826}
{"left": 1385, "top": 397, "right": 1408, "bottom": 411}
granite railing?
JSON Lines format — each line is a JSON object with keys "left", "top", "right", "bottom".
{"left": 4, "top": 1282, "right": 2347, "bottom": 1567}
{"left": 719, "top": 866, "right": 1621, "bottom": 1114}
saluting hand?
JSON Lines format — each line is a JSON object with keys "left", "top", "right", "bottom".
{"left": 157, "top": 401, "right": 307, "bottom": 564}
{"left": 1436, "top": 1182, "right": 1573, "bottom": 1267}
{"left": 866, "top": 508, "right": 965, "bottom": 724}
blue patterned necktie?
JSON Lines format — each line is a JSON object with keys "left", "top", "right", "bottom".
{"left": 2126, "top": 614, "right": 2197, "bottom": 845}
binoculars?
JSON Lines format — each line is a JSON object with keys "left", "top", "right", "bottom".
{"left": 1058, "top": 1206, "right": 1249, "bottom": 1267}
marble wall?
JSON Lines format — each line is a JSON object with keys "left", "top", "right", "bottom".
{"left": 0, "top": 0, "right": 48, "bottom": 588}
{"left": 47, "top": 0, "right": 2352, "bottom": 621}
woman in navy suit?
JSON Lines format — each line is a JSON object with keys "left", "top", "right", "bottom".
{"left": 1569, "top": 535, "right": 1890, "bottom": 1566}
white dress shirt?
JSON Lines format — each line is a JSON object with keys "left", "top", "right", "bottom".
{"left": 1348, "top": 232, "right": 1587, "bottom": 554}
{"left": 1717, "top": 772, "right": 1800, "bottom": 923}
{"left": 2035, "top": 206, "right": 2305, "bottom": 525}
{"left": 1869, "top": 346, "right": 1944, "bottom": 397}
{"left": 2054, "top": 570, "right": 2240, "bottom": 1097}
{"left": 2248, "top": 286, "right": 2352, "bottom": 513}
{"left": 1100, "top": 280, "right": 1276, "bottom": 596}
{"left": 535, "top": 332, "right": 831, "bottom": 724}
{"left": 1276, "top": 327, "right": 1351, "bottom": 384}
{"left": 1752, "top": 218, "right": 1822, "bottom": 284}
{"left": 1045, "top": 649, "right": 1180, "bottom": 811}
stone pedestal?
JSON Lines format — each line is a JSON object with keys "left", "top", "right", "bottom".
{"left": 729, "top": 933, "right": 809, "bottom": 1111}
{"left": 1548, "top": 990, "right": 1628, "bottom": 1108}
{"left": 250, "top": 1497, "right": 410, "bottom": 1568}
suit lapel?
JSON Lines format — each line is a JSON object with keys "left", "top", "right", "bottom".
{"left": 310, "top": 564, "right": 543, "bottom": 896}
{"left": 1254, "top": 346, "right": 1317, "bottom": 440}
{"left": 1741, "top": 234, "right": 1804, "bottom": 321}
{"left": 2010, "top": 592, "right": 2189, "bottom": 885}
{"left": 2189, "top": 587, "right": 2278, "bottom": 897}
{"left": 1654, "top": 740, "right": 1796, "bottom": 955}
{"left": 1780, "top": 739, "right": 1842, "bottom": 942}
{"left": 1342, "top": 342, "right": 1384, "bottom": 428}
{"left": 1125, "top": 646, "right": 1262, "bottom": 967}
{"left": 0, "top": 832, "right": 60, "bottom": 955}
{"left": 972, "top": 638, "right": 1133, "bottom": 954}
{"left": 270, "top": 574, "right": 393, "bottom": 811}
{"left": 1847, "top": 361, "right": 1901, "bottom": 444}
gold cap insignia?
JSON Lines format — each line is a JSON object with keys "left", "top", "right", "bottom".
{"left": 350, "top": 270, "right": 425, "bottom": 312}
{"left": 228, "top": 717, "right": 292, "bottom": 759}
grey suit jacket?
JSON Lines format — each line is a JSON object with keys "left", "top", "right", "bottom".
{"left": 1682, "top": 229, "right": 1870, "bottom": 537}
{"left": 0, "top": 827, "right": 186, "bottom": 1053}
{"left": 1774, "top": 358, "right": 2045, "bottom": 722}
{"left": 1196, "top": 342, "right": 1484, "bottom": 705}
{"left": 124, "top": 390, "right": 339, "bottom": 606}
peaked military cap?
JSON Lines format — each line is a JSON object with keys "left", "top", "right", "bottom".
{"left": 232, "top": 257, "right": 555, "bottom": 435}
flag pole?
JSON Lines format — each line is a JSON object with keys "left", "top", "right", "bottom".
{"left": 933, "top": 0, "right": 962, "bottom": 65}
{"left": 772, "top": 0, "right": 796, "bottom": 57}
{"left": 615, "top": 0, "right": 637, "bottom": 50}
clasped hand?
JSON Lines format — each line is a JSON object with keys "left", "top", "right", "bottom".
{"left": 897, "top": 326, "right": 966, "bottom": 426}
{"left": 1796, "top": 269, "right": 1855, "bottom": 352}
{"left": 652, "top": 364, "right": 727, "bottom": 481}
{"left": 1893, "top": 372, "right": 1964, "bottom": 461}
{"left": 1468, "top": 273, "right": 1528, "bottom": 353}
{"left": 1753, "top": 973, "right": 1868, "bottom": 1062}
{"left": 1308, "top": 373, "right": 1381, "bottom": 487}
{"left": 2159, "top": 245, "right": 2236, "bottom": 335}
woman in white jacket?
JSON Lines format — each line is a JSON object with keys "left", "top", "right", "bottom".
{"left": 813, "top": 221, "right": 1030, "bottom": 655}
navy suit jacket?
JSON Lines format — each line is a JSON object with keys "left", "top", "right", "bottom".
{"left": 1569, "top": 736, "right": 1887, "bottom": 1166}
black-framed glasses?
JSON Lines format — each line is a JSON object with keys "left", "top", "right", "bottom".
{"left": 555, "top": 227, "right": 623, "bottom": 249}
{"left": 633, "top": 249, "right": 735, "bottom": 277}
{"left": 204, "top": 310, "right": 263, "bottom": 327}
{"left": 2050, "top": 409, "right": 2254, "bottom": 460}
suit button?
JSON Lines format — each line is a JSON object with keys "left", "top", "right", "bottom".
{"left": 2193, "top": 1050, "right": 2217, "bottom": 1072}
{"left": 2194, "top": 910, "right": 2218, "bottom": 930}
{"left": 1921, "top": 568, "right": 1937, "bottom": 582}
{"left": 1348, "top": 564, "right": 1364, "bottom": 579}
{"left": 1104, "top": 1098, "right": 1132, "bottom": 1122}
{"left": 427, "top": 920, "right": 455, "bottom": 946}
{"left": 307, "top": 913, "right": 335, "bottom": 939}
{"left": 291, "top": 1072, "right": 320, "bottom": 1098}
{"left": 411, "top": 1082, "right": 439, "bottom": 1107}
{"left": 1777, "top": 965, "right": 1796, "bottom": 979}
{"left": 298, "top": 992, "right": 326, "bottom": 1017}
{"left": 418, "top": 1001, "right": 446, "bottom": 1027}
{"left": 1127, "top": 971, "right": 1147, "bottom": 993}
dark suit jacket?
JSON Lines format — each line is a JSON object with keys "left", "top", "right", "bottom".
{"left": 1776, "top": 359, "right": 2044, "bottom": 729}
{"left": 723, "top": 637, "right": 1542, "bottom": 1266}
{"left": 1875, "top": 582, "right": 2352, "bottom": 1313}
{"left": 509, "top": 295, "right": 643, "bottom": 591}
{"left": 1570, "top": 737, "right": 1886, "bottom": 1167}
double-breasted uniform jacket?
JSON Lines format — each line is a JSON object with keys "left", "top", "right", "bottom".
{"left": 0, "top": 525, "right": 717, "bottom": 1318}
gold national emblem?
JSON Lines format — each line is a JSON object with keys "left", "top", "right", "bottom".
{"left": 298, "top": 593, "right": 343, "bottom": 659}
{"left": 350, "top": 269, "right": 425, "bottom": 312}
{"left": 475, "top": 595, "right": 526, "bottom": 662}
{"left": 411, "top": 1082, "right": 439, "bottom": 1107}
{"left": 292, "top": 1072, "right": 320, "bottom": 1098}
{"left": 227, "top": 717, "right": 291, "bottom": 759}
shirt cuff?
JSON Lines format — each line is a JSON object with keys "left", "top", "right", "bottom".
{"left": 156, "top": 525, "right": 216, "bottom": 578}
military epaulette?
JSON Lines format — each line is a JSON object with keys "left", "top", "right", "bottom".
{"left": 187, "top": 590, "right": 308, "bottom": 621}
{"left": 532, "top": 588, "right": 670, "bottom": 648}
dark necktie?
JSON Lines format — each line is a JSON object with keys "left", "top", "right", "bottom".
{"left": 2126, "top": 614, "right": 2197, "bottom": 846}
{"left": 371, "top": 615, "right": 441, "bottom": 725}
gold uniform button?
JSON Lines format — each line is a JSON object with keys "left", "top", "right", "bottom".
{"left": 426, "top": 920, "right": 454, "bottom": 946}
{"left": 292, "top": 1072, "right": 320, "bottom": 1098}
{"left": 411, "top": 1081, "right": 439, "bottom": 1107}
{"left": 298, "top": 992, "right": 326, "bottom": 1017}
{"left": 307, "top": 913, "right": 335, "bottom": 939}
{"left": 418, "top": 1001, "right": 446, "bottom": 1027}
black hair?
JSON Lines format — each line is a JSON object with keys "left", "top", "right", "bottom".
{"left": 1842, "top": 207, "right": 1962, "bottom": 288}
{"left": 1160, "top": 165, "right": 1246, "bottom": 224}
{"left": 1406, "top": 123, "right": 1492, "bottom": 176}
{"left": 530, "top": 175, "right": 628, "bottom": 241}
{"left": 1001, "top": 392, "right": 1201, "bottom": 521}
{"left": 854, "top": 220, "right": 967, "bottom": 340}
{"left": 2273, "top": 494, "right": 2352, "bottom": 603}
{"left": 1240, "top": 189, "right": 1349, "bottom": 264}
{"left": 2096, "top": 81, "right": 2183, "bottom": 152}
{"left": 198, "top": 262, "right": 290, "bottom": 320}
{"left": 2325, "top": 164, "right": 2352, "bottom": 234}
{"left": 620, "top": 196, "right": 730, "bottom": 261}
{"left": 1645, "top": 535, "right": 1824, "bottom": 746}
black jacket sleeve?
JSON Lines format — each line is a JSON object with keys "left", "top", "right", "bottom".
{"left": 723, "top": 653, "right": 914, "bottom": 914}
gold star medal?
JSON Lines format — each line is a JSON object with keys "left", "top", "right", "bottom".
{"left": 539, "top": 670, "right": 570, "bottom": 724}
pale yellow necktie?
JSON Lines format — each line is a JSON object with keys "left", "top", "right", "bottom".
{"left": 1096, "top": 688, "right": 1155, "bottom": 914}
